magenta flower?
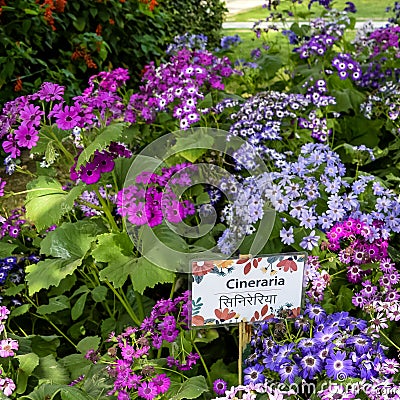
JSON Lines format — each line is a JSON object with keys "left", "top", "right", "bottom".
{"left": 137, "top": 381, "right": 158, "bottom": 400}
{"left": 14, "top": 124, "right": 39, "bottom": 149}
{"left": 19, "top": 103, "right": 44, "bottom": 127}
{"left": 0, "top": 179, "right": 6, "bottom": 197}
{"left": 151, "top": 373, "right": 170, "bottom": 394}
{"left": 36, "top": 81, "right": 65, "bottom": 101}
{"left": 79, "top": 162, "right": 101, "bottom": 185}
{"left": 127, "top": 202, "right": 148, "bottom": 225}
{"left": 213, "top": 378, "right": 227, "bottom": 395}
{"left": 54, "top": 105, "right": 80, "bottom": 130}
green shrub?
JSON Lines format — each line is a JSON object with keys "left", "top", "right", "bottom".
{"left": 0, "top": 0, "right": 168, "bottom": 104}
{"left": 159, "top": 0, "right": 227, "bottom": 48}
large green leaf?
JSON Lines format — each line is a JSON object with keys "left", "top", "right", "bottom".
{"left": 20, "top": 384, "right": 94, "bottom": 400}
{"left": 76, "top": 122, "right": 127, "bottom": 169}
{"left": 16, "top": 353, "right": 40, "bottom": 394}
{"left": 26, "top": 221, "right": 102, "bottom": 295}
{"left": 25, "top": 258, "right": 82, "bottom": 296}
{"left": 98, "top": 255, "right": 175, "bottom": 294}
{"left": 36, "top": 295, "right": 70, "bottom": 315}
{"left": 167, "top": 376, "right": 209, "bottom": 400}
{"left": 0, "top": 242, "right": 18, "bottom": 257}
{"left": 33, "top": 354, "right": 70, "bottom": 384}
{"left": 25, "top": 176, "right": 84, "bottom": 230}
{"left": 76, "top": 336, "right": 101, "bottom": 355}
{"left": 40, "top": 221, "right": 101, "bottom": 258}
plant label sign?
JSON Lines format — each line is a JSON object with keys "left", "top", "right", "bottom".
{"left": 190, "top": 253, "right": 306, "bottom": 327}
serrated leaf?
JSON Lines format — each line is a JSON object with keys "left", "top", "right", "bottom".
{"left": 37, "top": 295, "right": 70, "bottom": 315}
{"left": 25, "top": 177, "right": 85, "bottom": 230}
{"left": 99, "top": 255, "right": 175, "bottom": 294}
{"left": 167, "top": 376, "right": 208, "bottom": 400}
{"left": 11, "top": 304, "right": 31, "bottom": 317}
{"left": 0, "top": 242, "right": 18, "bottom": 257}
{"left": 33, "top": 354, "right": 70, "bottom": 384}
{"left": 76, "top": 122, "right": 127, "bottom": 169}
{"left": 60, "top": 387, "right": 93, "bottom": 400}
{"left": 40, "top": 221, "right": 101, "bottom": 258}
{"left": 3, "top": 284, "right": 25, "bottom": 296}
{"left": 71, "top": 292, "right": 88, "bottom": 320}
{"left": 77, "top": 336, "right": 101, "bottom": 355}
{"left": 59, "top": 354, "right": 91, "bottom": 380}
{"left": 92, "top": 232, "right": 134, "bottom": 262}
{"left": 16, "top": 353, "right": 40, "bottom": 393}
{"left": 31, "top": 335, "right": 60, "bottom": 357}
{"left": 25, "top": 258, "right": 82, "bottom": 296}
{"left": 170, "top": 129, "right": 215, "bottom": 162}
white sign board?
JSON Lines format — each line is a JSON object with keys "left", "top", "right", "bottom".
{"left": 190, "top": 253, "right": 306, "bottom": 327}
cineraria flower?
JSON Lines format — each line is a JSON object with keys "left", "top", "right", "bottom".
{"left": 213, "top": 378, "right": 227, "bottom": 395}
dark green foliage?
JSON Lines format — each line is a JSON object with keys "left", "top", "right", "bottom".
{"left": 0, "top": 0, "right": 226, "bottom": 105}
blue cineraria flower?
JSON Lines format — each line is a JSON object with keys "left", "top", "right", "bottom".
{"left": 300, "top": 230, "right": 320, "bottom": 250}
{"left": 280, "top": 226, "right": 295, "bottom": 245}
{"left": 243, "top": 363, "right": 265, "bottom": 384}
{"left": 325, "top": 350, "right": 355, "bottom": 379}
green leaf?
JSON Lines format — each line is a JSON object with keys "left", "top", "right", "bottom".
{"left": 3, "top": 284, "right": 24, "bottom": 296}
{"left": 37, "top": 295, "right": 70, "bottom": 315}
{"left": 31, "top": 335, "right": 60, "bottom": 357}
{"left": 91, "top": 286, "right": 108, "bottom": 302}
{"left": 11, "top": 304, "right": 31, "bottom": 317}
{"left": 77, "top": 336, "right": 101, "bottom": 354}
{"left": 59, "top": 354, "right": 91, "bottom": 380}
{"left": 170, "top": 129, "right": 215, "bottom": 163}
{"left": 40, "top": 221, "right": 101, "bottom": 258}
{"left": 25, "top": 176, "right": 84, "bottom": 230}
{"left": 71, "top": 292, "right": 88, "bottom": 320}
{"left": 16, "top": 353, "right": 40, "bottom": 394}
{"left": 25, "top": 258, "right": 82, "bottom": 296}
{"left": 209, "top": 359, "right": 237, "bottom": 389}
{"left": 337, "top": 285, "right": 354, "bottom": 312}
{"left": 33, "top": 354, "right": 70, "bottom": 384}
{"left": 26, "top": 222, "right": 102, "bottom": 295}
{"left": 76, "top": 122, "right": 127, "bottom": 169}
{"left": 0, "top": 242, "right": 18, "bottom": 257}
{"left": 167, "top": 376, "right": 209, "bottom": 400}
{"left": 99, "top": 256, "right": 175, "bottom": 294}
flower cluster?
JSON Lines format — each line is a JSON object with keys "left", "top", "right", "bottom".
{"left": 166, "top": 33, "right": 208, "bottom": 55}
{"left": 126, "top": 48, "right": 235, "bottom": 129}
{"left": 0, "top": 68, "right": 131, "bottom": 162}
{"left": 0, "top": 306, "right": 17, "bottom": 397}
{"left": 215, "top": 89, "right": 335, "bottom": 164}
{"left": 116, "top": 163, "right": 196, "bottom": 228}
{"left": 245, "top": 303, "right": 392, "bottom": 385}
{"left": 294, "top": 34, "right": 337, "bottom": 59}
{"left": 211, "top": 381, "right": 295, "bottom": 400}
{"left": 94, "top": 291, "right": 197, "bottom": 400}
{"left": 332, "top": 53, "right": 362, "bottom": 81}
{"left": 77, "top": 185, "right": 117, "bottom": 217}
{"left": 70, "top": 142, "right": 132, "bottom": 185}
{"left": 0, "top": 208, "right": 26, "bottom": 239}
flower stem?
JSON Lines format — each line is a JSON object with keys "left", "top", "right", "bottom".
{"left": 192, "top": 340, "right": 212, "bottom": 388}
{"left": 93, "top": 186, "right": 119, "bottom": 232}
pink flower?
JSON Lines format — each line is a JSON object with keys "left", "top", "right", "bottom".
{"left": 0, "top": 338, "right": 18, "bottom": 357}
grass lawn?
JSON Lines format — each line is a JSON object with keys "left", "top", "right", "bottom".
{"left": 226, "top": 0, "right": 394, "bottom": 22}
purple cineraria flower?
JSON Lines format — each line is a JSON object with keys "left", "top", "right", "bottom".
{"left": 137, "top": 381, "right": 158, "bottom": 400}
{"left": 325, "top": 350, "right": 355, "bottom": 380}
{"left": 243, "top": 363, "right": 265, "bottom": 384}
{"left": 35, "top": 81, "right": 65, "bottom": 101}
{"left": 300, "top": 230, "right": 320, "bottom": 250}
{"left": 213, "top": 378, "right": 227, "bottom": 395}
